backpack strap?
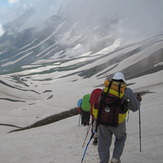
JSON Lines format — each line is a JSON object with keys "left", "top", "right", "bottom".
{"left": 118, "top": 83, "right": 121, "bottom": 98}
{"left": 107, "top": 80, "right": 113, "bottom": 93}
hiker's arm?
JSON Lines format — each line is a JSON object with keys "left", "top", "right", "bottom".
{"left": 125, "top": 88, "right": 141, "bottom": 112}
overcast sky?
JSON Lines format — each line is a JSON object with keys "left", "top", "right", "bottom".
{"left": 0, "top": 0, "right": 68, "bottom": 24}
{"left": 0, "top": 0, "right": 163, "bottom": 41}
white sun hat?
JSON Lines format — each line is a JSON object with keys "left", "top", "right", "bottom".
{"left": 112, "top": 72, "right": 126, "bottom": 83}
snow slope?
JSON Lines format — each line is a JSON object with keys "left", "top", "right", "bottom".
{"left": 0, "top": 35, "right": 163, "bottom": 163}
{"left": 0, "top": 70, "right": 163, "bottom": 163}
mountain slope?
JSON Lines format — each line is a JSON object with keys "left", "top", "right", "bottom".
{"left": 0, "top": 70, "right": 163, "bottom": 163}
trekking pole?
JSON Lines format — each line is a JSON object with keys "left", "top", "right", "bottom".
{"left": 78, "top": 114, "right": 81, "bottom": 126}
{"left": 82, "top": 125, "right": 91, "bottom": 147}
{"left": 139, "top": 107, "right": 142, "bottom": 152}
{"left": 81, "top": 132, "right": 94, "bottom": 163}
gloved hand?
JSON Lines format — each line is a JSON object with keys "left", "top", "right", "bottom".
{"left": 137, "top": 93, "right": 142, "bottom": 102}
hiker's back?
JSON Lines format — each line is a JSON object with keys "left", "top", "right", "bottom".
{"left": 97, "top": 72, "right": 142, "bottom": 163}
{"left": 97, "top": 79, "right": 128, "bottom": 127}
{"left": 81, "top": 94, "right": 91, "bottom": 112}
{"left": 81, "top": 94, "right": 91, "bottom": 125}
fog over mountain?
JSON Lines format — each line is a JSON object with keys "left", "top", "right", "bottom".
{"left": 0, "top": 0, "right": 163, "bottom": 74}
{"left": 1, "top": 0, "right": 163, "bottom": 39}
{"left": 62, "top": 0, "right": 163, "bottom": 41}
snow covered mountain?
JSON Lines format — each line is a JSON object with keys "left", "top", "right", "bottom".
{"left": 0, "top": 1, "right": 163, "bottom": 162}
{"left": 1, "top": 2, "right": 162, "bottom": 76}
{"left": 0, "top": 30, "right": 163, "bottom": 127}
{"left": 0, "top": 2, "right": 163, "bottom": 127}
{"left": 0, "top": 35, "right": 163, "bottom": 162}
{"left": 0, "top": 6, "right": 121, "bottom": 74}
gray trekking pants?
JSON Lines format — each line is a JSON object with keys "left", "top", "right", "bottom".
{"left": 98, "top": 122, "right": 127, "bottom": 163}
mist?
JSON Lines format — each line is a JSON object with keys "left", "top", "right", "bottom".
{"left": 0, "top": 0, "right": 163, "bottom": 44}
{"left": 62, "top": 0, "right": 163, "bottom": 43}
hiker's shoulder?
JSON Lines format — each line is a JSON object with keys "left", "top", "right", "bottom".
{"left": 125, "top": 87, "right": 134, "bottom": 94}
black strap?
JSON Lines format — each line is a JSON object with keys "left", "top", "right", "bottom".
{"left": 118, "top": 83, "right": 121, "bottom": 98}
{"left": 107, "top": 80, "right": 113, "bottom": 93}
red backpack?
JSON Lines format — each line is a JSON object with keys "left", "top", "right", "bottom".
{"left": 90, "top": 88, "right": 103, "bottom": 121}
